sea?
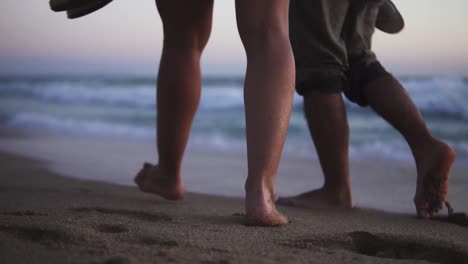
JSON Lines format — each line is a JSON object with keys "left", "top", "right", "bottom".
{"left": 0, "top": 75, "right": 467, "bottom": 163}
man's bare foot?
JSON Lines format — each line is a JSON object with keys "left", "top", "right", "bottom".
{"left": 414, "top": 140, "right": 456, "bottom": 219}
{"left": 245, "top": 186, "right": 289, "bottom": 227}
{"left": 276, "top": 187, "right": 352, "bottom": 209}
{"left": 134, "top": 163, "right": 186, "bottom": 200}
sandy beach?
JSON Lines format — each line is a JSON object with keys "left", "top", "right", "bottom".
{"left": 1, "top": 1, "right": 468, "bottom": 263}
{"left": 1, "top": 130, "right": 468, "bottom": 263}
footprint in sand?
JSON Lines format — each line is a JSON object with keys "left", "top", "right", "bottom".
{"left": 93, "top": 256, "right": 133, "bottom": 264}
{"left": 0, "top": 210, "right": 48, "bottom": 216}
{"left": 277, "top": 231, "right": 468, "bottom": 264}
{"left": 200, "top": 260, "right": 231, "bottom": 264}
{"left": 71, "top": 207, "right": 172, "bottom": 222}
{"left": 0, "top": 225, "right": 77, "bottom": 248}
{"left": 125, "top": 235, "right": 178, "bottom": 247}
{"left": 94, "top": 224, "right": 129, "bottom": 234}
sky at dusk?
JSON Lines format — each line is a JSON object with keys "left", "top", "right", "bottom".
{"left": 1, "top": 0, "right": 467, "bottom": 76}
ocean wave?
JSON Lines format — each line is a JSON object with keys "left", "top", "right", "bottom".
{"left": 402, "top": 77, "right": 468, "bottom": 119}
{"left": 0, "top": 81, "right": 310, "bottom": 114}
{"left": 349, "top": 141, "right": 412, "bottom": 161}
{"left": 344, "top": 76, "right": 468, "bottom": 120}
{"left": 1, "top": 75, "right": 467, "bottom": 161}
{"left": 3, "top": 111, "right": 468, "bottom": 161}
{"left": 0, "top": 80, "right": 156, "bottom": 108}
{"left": 5, "top": 112, "right": 154, "bottom": 138}
{"left": 2, "top": 76, "right": 467, "bottom": 118}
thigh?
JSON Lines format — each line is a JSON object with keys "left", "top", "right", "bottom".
{"left": 290, "top": 0, "right": 350, "bottom": 96}
{"left": 156, "top": 0, "right": 214, "bottom": 48}
{"left": 290, "top": 0, "right": 350, "bottom": 66}
{"left": 344, "top": 0, "right": 388, "bottom": 106}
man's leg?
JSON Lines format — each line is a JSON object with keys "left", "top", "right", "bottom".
{"left": 277, "top": 91, "right": 352, "bottom": 208}
{"left": 364, "top": 75, "right": 456, "bottom": 218}
{"left": 236, "top": 0, "right": 295, "bottom": 226}
{"left": 277, "top": 0, "right": 354, "bottom": 209}
{"left": 346, "top": 0, "right": 454, "bottom": 218}
{"left": 135, "top": 0, "right": 214, "bottom": 200}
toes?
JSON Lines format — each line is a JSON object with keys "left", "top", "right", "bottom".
{"left": 416, "top": 203, "right": 439, "bottom": 219}
{"left": 245, "top": 218, "right": 289, "bottom": 227}
{"left": 415, "top": 199, "right": 432, "bottom": 219}
{"left": 417, "top": 209, "right": 431, "bottom": 219}
{"left": 429, "top": 190, "right": 445, "bottom": 213}
{"left": 245, "top": 212, "right": 289, "bottom": 227}
{"left": 439, "top": 200, "right": 445, "bottom": 210}
{"left": 419, "top": 174, "right": 449, "bottom": 217}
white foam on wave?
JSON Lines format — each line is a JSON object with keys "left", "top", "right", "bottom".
{"left": 349, "top": 141, "right": 412, "bottom": 161}
{"left": 199, "top": 85, "right": 244, "bottom": 110}
{"left": 6, "top": 112, "right": 154, "bottom": 138}
{"left": 194, "top": 85, "right": 304, "bottom": 111}
{"left": 1, "top": 79, "right": 306, "bottom": 111}
{"left": 402, "top": 76, "right": 468, "bottom": 119}
{"left": 1, "top": 80, "right": 155, "bottom": 108}
{"left": 1, "top": 76, "right": 467, "bottom": 162}
{"left": 343, "top": 76, "right": 468, "bottom": 119}
{"left": 5, "top": 111, "right": 468, "bottom": 162}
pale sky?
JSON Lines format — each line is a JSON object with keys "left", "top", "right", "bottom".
{"left": 1, "top": 0, "right": 467, "bottom": 76}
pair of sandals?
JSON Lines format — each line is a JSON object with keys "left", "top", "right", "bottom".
{"left": 434, "top": 202, "right": 468, "bottom": 227}
{"left": 49, "top": 0, "right": 114, "bottom": 19}
{"left": 50, "top": 0, "right": 404, "bottom": 34}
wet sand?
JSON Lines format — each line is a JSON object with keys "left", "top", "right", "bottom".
{"left": 1, "top": 150, "right": 468, "bottom": 264}
{"left": 0, "top": 129, "right": 467, "bottom": 214}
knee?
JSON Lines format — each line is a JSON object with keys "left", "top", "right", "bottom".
{"left": 237, "top": 13, "right": 290, "bottom": 55}
{"left": 162, "top": 25, "right": 211, "bottom": 55}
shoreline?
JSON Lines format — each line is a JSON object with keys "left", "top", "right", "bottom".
{"left": 0, "top": 128, "right": 467, "bottom": 214}
{"left": 1, "top": 151, "right": 468, "bottom": 263}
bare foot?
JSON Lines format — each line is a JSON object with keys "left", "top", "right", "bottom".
{"left": 245, "top": 187, "right": 289, "bottom": 227}
{"left": 276, "top": 188, "right": 352, "bottom": 209}
{"left": 134, "top": 163, "right": 186, "bottom": 200}
{"left": 414, "top": 141, "right": 456, "bottom": 219}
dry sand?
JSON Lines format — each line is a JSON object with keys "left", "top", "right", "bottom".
{"left": 1, "top": 151, "right": 468, "bottom": 264}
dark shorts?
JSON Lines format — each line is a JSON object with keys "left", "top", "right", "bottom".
{"left": 290, "top": 0, "right": 390, "bottom": 106}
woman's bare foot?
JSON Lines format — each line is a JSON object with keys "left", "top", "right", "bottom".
{"left": 245, "top": 184, "right": 289, "bottom": 227}
{"left": 134, "top": 163, "right": 186, "bottom": 200}
{"left": 276, "top": 187, "right": 352, "bottom": 209}
{"left": 413, "top": 140, "right": 456, "bottom": 219}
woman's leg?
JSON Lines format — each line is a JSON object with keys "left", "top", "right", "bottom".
{"left": 236, "top": 0, "right": 295, "bottom": 226}
{"left": 135, "top": 0, "right": 214, "bottom": 200}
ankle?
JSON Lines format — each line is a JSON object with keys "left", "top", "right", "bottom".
{"left": 322, "top": 182, "right": 350, "bottom": 194}
{"left": 245, "top": 183, "right": 270, "bottom": 200}
{"left": 322, "top": 185, "right": 352, "bottom": 206}
{"left": 407, "top": 134, "right": 437, "bottom": 155}
{"left": 245, "top": 177, "right": 277, "bottom": 204}
{"left": 153, "top": 163, "right": 182, "bottom": 182}
{"left": 410, "top": 135, "right": 452, "bottom": 161}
